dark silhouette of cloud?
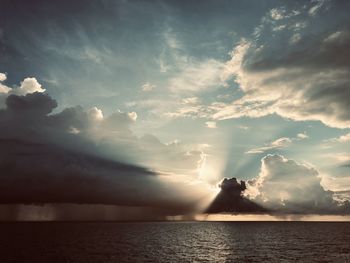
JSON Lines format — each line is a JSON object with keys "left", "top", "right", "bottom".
{"left": 206, "top": 178, "right": 267, "bottom": 213}
{"left": 0, "top": 91, "right": 210, "bottom": 216}
{"left": 0, "top": 138, "right": 157, "bottom": 205}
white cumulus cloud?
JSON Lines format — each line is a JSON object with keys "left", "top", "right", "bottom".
{"left": 246, "top": 154, "right": 340, "bottom": 213}
{"left": 17, "top": 77, "right": 45, "bottom": 95}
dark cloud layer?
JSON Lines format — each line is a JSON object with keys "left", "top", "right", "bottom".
{"left": 0, "top": 91, "right": 207, "bottom": 215}
{"left": 0, "top": 92, "right": 154, "bottom": 205}
{"left": 0, "top": 138, "right": 156, "bottom": 205}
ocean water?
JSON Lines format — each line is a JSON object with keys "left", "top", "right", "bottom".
{"left": 0, "top": 222, "right": 349, "bottom": 262}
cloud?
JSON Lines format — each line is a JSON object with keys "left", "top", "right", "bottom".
{"left": 0, "top": 82, "right": 213, "bottom": 213}
{"left": 206, "top": 154, "right": 350, "bottom": 215}
{"left": 246, "top": 137, "right": 292, "bottom": 154}
{"left": 269, "top": 8, "right": 286, "bottom": 20}
{"left": 0, "top": 92, "right": 165, "bottom": 207}
{"left": 139, "top": 134, "right": 206, "bottom": 176}
{"left": 141, "top": 82, "right": 155, "bottom": 92}
{"left": 0, "top": 73, "right": 11, "bottom": 94}
{"left": 1, "top": 77, "right": 45, "bottom": 95}
{"left": 0, "top": 76, "right": 46, "bottom": 108}
{"left": 289, "top": 33, "right": 301, "bottom": 44}
{"left": 297, "top": 133, "right": 308, "bottom": 139}
{"left": 238, "top": 125, "right": 249, "bottom": 130}
{"left": 211, "top": 2, "right": 350, "bottom": 129}
{"left": 160, "top": 29, "right": 233, "bottom": 94}
{"left": 206, "top": 177, "right": 266, "bottom": 213}
{"left": 16, "top": 77, "right": 45, "bottom": 95}
{"left": 168, "top": 58, "right": 229, "bottom": 93}
{"left": 308, "top": 0, "right": 326, "bottom": 16}
{"left": 87, "top": 106, "right": 104, "bottom": 121}
{"left": 0, "top": 85, "right": 11, "bottom": 94}
{"left": 246, "top": 133, "right": 310, "bottom": 154}
{"left": 246, "top": 154, "right": 349, "bottom": 214}
{"left": 269, "top": 7, "right": 301, "bottom": 21}
{"left": 0, "top": 139, "right": 157, "bottom": 204}
{"left": 326, "top": 133, "right": 350, "bottom": 143}
{"left": 0, "top": 73, "right": 6, "bottom": 82}
{"left": 163, "top": 97, "right": 210, "bottom": 119}
{"left": 6, "top": 92, "right": 57, "bottom": 117}
{"left": 205, "top": 121, "right": 217, "bottom": 129}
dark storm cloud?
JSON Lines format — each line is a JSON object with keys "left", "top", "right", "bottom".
{"left": 206, "top": 178, "right": 267, "bottom": 213}
{"left": 0, "top": 138, "right": 156, "bottom": 204}
{"left": 0, "top": 92, "right": 162, "bottom": 206}
{"left": 0, "top": 91, "right": 208, "bottom": 214}
{"left": 6, "top": 92, "right": 57, "bottom": 115}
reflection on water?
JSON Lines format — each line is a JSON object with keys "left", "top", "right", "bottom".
{"left": 1, "top": 222, "right": 350, "bottom": 262}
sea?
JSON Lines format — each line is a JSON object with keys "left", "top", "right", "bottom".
{"left": 0, "top": 222, "right": 349, "bottom": 262}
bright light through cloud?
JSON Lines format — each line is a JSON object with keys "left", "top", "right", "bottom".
{"left": 0, "top": 0, "right": 349, "bottom": 222}
{"left": 2, "top": 1, "right": 350, "bottom": 262}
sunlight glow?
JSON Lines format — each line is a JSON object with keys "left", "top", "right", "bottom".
{"left": 193, "top": 214, "right": 350, "bottom": 222}
{"left": 198, "top": 154, "right": 226, "bottom": 185}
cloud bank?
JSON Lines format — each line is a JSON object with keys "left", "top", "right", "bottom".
{"left": 0, "top": 75, "right": 214, "bottom": 217}
{"left": 246, "top": 154, "right": 350, "bottom": 214}
{"left": 1, "top": 73, "right": 349, "bottom": 218}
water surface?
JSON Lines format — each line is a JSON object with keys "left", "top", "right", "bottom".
{"left": 1, "top": 222, "right": 349, "bottom": 262}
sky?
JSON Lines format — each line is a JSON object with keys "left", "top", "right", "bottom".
{"left": 0, "top": 0, "right": 350, "bottom": 220}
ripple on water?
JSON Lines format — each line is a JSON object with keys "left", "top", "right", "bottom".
{"left": 0, "top": 222, "right": 350, "bottom": 262}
